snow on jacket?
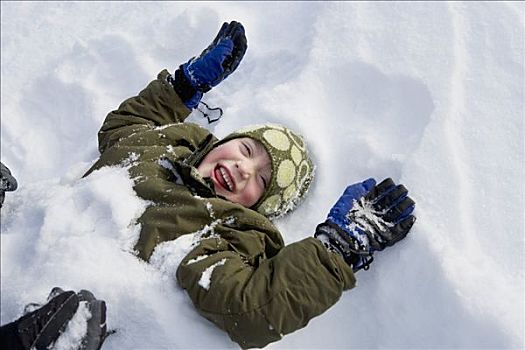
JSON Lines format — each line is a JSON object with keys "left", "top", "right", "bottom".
{"left": 84, "top": 70, "right": 356, "bottom": 348}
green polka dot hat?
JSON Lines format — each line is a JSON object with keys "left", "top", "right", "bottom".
{"left": 221, "top": 124, "right": 315, "bottom": 218}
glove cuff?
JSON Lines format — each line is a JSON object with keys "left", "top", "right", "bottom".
{"left": 315, "top": 222, "right": 374, "bottom": 272}
{"left": 168, "top": 68, "right": 203, "bottom": 109}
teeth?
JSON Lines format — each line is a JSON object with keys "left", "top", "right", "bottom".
{"left": 219, "top": 167, "right": 233, "bottom": 191}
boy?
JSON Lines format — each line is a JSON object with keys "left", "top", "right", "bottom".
{"left": 0, "top": 21, "right": 415, "bottom": 349}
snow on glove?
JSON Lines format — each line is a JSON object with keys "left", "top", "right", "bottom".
{"left": 45, "top": 288, "right": 109, "bottom": 350}
{"left": 170, "top": 21, "right": 247, "bottom": 109}
{"left": 314, "top": 178, "right": 416, "bottom": 272}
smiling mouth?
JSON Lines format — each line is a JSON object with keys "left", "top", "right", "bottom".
{"left": 214, "top": 165, "right": 234, "bottom": 192}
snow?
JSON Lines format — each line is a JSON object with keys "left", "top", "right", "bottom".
{"left": 1, "top": 1, "right": 523, "bottom": 349}
{"left": 345, "top": 196, "right": 396, "bottom": 248}
{"left": 198, "top": 258, "right": 227, "bottom": 291}
{"left": 187, "top": 255, "right": 210, "bottom": 265}
{"left": 149, "top": 233, "right": 196, "bottom": 281}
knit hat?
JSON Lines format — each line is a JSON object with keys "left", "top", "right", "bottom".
{"left": 221, "top": 124, "right": 315, "bottom": 218}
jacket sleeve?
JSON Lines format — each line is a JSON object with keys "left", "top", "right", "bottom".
{"left": 97, "top": 69, "right": 192, "bottom": 154}
{"left": 176, "top": 233, "right": 356, "bottom": 349}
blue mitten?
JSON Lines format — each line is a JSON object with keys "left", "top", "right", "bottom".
{"left": 315, "top": 178, "right": 416, "bottom": 272}
{"left": 170, "top": 21, "right": 247, "bottom": 109}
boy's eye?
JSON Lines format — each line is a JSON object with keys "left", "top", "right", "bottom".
{"left": 243, "top": 143, "right": 252, "bottom": 156}
{"left": 260, "top": 176, "right": 268, "bottom": 189}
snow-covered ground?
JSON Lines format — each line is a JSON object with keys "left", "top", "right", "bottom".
{"left": 1, "top": 2, "right": 523, "bottom": 349}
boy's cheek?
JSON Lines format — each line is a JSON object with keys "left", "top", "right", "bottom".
{"left": 215, "top": 183, "right": 262, "bottom": 208}
{"left": 242, "top": 187, "right": 263, "bottom": 208}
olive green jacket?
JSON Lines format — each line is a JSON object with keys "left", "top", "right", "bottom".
{"left": 85, "top": 70, "right": 356, "bottom": 348}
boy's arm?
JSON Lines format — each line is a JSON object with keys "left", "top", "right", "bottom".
{"left": 97, "top": 22, "right": 247, "bottom": 154}
{"left": 97, "top": 70, "right": 191, "bottom": 153}
{"left": 176, "top": 234, "right": 355, "bottom": 349}
{"left": 176, "top": 178, "right": 416, "bottom": 348}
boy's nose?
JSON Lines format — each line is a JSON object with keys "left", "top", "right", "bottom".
{"left": 236, "top": 161, "right": 253, "bottom": 179}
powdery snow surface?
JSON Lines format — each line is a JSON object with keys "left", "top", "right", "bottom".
{"left": 1, "top": 2, "right": 523, "bottom": 349}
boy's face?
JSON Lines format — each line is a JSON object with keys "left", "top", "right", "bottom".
{"left": 197, "top": 137, "right": 272, "bottom": 208}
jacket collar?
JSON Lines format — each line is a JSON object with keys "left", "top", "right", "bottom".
{"left": 172, "top": 133, "right": 219, "bottom": 198}
{"left": 183, "top": 134, "right": 217, "bottom": 168}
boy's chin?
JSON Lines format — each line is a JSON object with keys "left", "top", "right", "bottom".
{"left": 216, "top": 188, "right": 233, "bottom": 201}
{"left": 222, "top": 192, "right": 236, "bottom": 202}
{"left": 218, "top": 191, "right": 247, "bottom": 208}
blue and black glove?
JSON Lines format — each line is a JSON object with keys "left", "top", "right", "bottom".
{"left": 170, "top": 21, "right": 247, "bottom": 109}
{"left": 314, "top": 178, "right": 416, "bottom": 272}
